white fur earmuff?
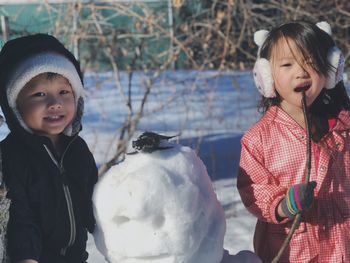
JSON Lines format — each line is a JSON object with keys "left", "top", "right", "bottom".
{"left": 253, "top": 21, "right": 344, "bottom": 98}
{"left": 253, "top": 29, "right": 275, "bottom": 98}
{"left": 253, "top": 58, "right": 275, "bottom": 98}
{"left": 316, "top": 22, "right": 344, "bottom": 90}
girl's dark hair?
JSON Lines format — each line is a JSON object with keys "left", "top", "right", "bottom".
{"left": 257, "top": 20, "right": 350, "bottom": 114}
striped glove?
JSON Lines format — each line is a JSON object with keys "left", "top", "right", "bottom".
{"left": 281, "top": 181, "right": 317, "bottom": 219}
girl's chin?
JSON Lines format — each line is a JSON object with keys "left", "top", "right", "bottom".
{"left": 296, "top": 92, "right": 317, "bottom": 105}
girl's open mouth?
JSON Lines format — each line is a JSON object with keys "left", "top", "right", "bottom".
{"left": 294, "top": 84, "right": 311, "bottom": 93}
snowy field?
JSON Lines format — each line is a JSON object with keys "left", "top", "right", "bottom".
{"left": 1, "top": 70, "right": 347, "bottom": 261}
{"left": 81, "top": 70, "right": 261, "bottom": 261}
{"left": 82, "top": 70, "right": 349, "bottom": 262}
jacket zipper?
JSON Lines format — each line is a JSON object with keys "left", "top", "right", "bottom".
{"left": 43, "top": 136, "right": 77, "bottom": 256}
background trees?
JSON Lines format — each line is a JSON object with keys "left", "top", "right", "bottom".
{"left": 1, "top": 0, "right": 349, "bottom": 176}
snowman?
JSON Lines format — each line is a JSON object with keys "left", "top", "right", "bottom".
{"left": 92, "top": 132, "right": 261, "bottom": 263}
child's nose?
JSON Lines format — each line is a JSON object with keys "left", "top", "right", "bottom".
{"left": 296, "top": 65, "right": 309, "bottom": 78}
{"left": 48, "top": 96, "right": 62, "bottom": 109}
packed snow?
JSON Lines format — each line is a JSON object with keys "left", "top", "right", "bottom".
{"left": 93, "top": 144, "right": 226, "bottom": 263}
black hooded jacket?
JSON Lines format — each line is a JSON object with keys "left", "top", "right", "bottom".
{"left": 0, "top": 34, "right": 98, "bottom": 263}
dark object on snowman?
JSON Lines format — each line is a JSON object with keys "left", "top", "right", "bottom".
{"left": 132, "top": 131, "right": 177, "bottom": 153}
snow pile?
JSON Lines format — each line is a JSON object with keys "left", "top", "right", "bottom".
{"left": 92, "top": 144, "right": 226, "bottom": 263}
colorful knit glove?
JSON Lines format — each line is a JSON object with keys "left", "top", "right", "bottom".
{"left": 280, "top": 181, "right": 317, "bottom": 219}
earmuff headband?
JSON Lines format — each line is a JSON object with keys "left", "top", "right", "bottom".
{"left": 253, "top": 21, "right": 344, "bottom": 98}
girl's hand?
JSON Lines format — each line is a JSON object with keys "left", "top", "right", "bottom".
{"left": 278, "top": 181, "right": 317, "bottom": 219}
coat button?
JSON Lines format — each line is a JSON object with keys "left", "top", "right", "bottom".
{"left": 320, "top": 166, "right": 326, "bottom": 172}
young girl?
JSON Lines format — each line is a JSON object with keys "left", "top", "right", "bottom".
{"left": 237, "top": 21, "right": 350, "bottom": 262}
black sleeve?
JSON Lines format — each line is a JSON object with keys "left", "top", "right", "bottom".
{"left": 84, "top": 148, "right": 98, "bottom": 234}
{"left": 6, "top": 161, "right": 42, "bottom": 261}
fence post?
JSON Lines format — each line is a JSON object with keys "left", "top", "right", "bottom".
{"left": 0, "top": 15, "right": 9, "bottom": 44}
{"left": 167, "top": 0, "right": 175, "bottom": 69}
{"left": 72, "top": 3, "right": 79, "bottom": 59}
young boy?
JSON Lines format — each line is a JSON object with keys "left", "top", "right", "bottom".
{"left": 0, "top": 34, "right": 98, "bottom": 263}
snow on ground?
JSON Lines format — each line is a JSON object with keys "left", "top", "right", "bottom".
{"left": 80, "top": 70, "right": 259, "bottom": 261}
{"left": 6, "top": 70, "right": 348, "bottom": 261}
{"left": 0, "top": 70, "right": 259, "bottom": 261}
{"left": 80, "top": 70, "right": 261, "bottom": 176}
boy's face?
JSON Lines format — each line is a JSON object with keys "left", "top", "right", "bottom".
{"left": 16, "top": 73, "right": 76, "bottom": 140}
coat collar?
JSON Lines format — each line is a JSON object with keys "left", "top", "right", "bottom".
{"left": 331, "top": 110, "right": 350, "bottom": 131}
{"left": 265, "top": 106, "right": 350, "bottom": 152}
{"left": 264, "top": 106, "right": 304, "bottom": 130}
{"left": 265, "top": 106, "right": 350, "bottom": 132}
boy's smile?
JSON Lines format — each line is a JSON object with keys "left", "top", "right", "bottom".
{"left": 16, "top": 73, "right": 76, "bottom": 143}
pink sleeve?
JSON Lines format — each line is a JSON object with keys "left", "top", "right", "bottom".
{"left": 237, "top": 138, "right": 289, "bottom": 224}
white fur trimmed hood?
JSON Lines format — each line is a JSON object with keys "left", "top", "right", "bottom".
{"left": 6, "top": 52, "right": 84, "bottom": 136}
{"left": 0, "top": 34, "right": 85, "bottom": 137}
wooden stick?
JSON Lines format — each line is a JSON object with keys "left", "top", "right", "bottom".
{"left": 271, "top": 91, "right": 312, "bottom": 263}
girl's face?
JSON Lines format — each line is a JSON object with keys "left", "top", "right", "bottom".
{"left": 270, "top": 37, "right": 326, "bottom": 114}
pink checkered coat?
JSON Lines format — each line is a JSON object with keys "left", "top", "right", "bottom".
{"left": 238, "top": 105, "right": 350, "bottom": 263}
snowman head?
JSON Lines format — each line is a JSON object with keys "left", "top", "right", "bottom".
{"left": 93, "top": 145, "right": 226, "bottom": 263}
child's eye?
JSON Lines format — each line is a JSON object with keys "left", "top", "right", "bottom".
{"left": 281, "top": 63, "right": 291, "bottom": 67}
{"left": 32, "top": 92, "right": 45, "bottom": 97}
{"left": 60, "top": 89, "right": 71, "bottom": 95}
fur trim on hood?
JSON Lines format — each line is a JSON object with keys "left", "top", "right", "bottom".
{"left": 0, "top": 34, "right": 84, "bottom": 137}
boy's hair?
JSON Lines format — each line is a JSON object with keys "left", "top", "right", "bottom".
{"left": 0, "top": 34, "right": 85, "bottom": 136}
{"left": 23, "top": 72, "right": 71, "bottom": 91}
{"left": 31, "top": 72, "right": 64, "bottom": 81}
{"left": 257, "top": 21, "right": 350, "bottom": 114}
